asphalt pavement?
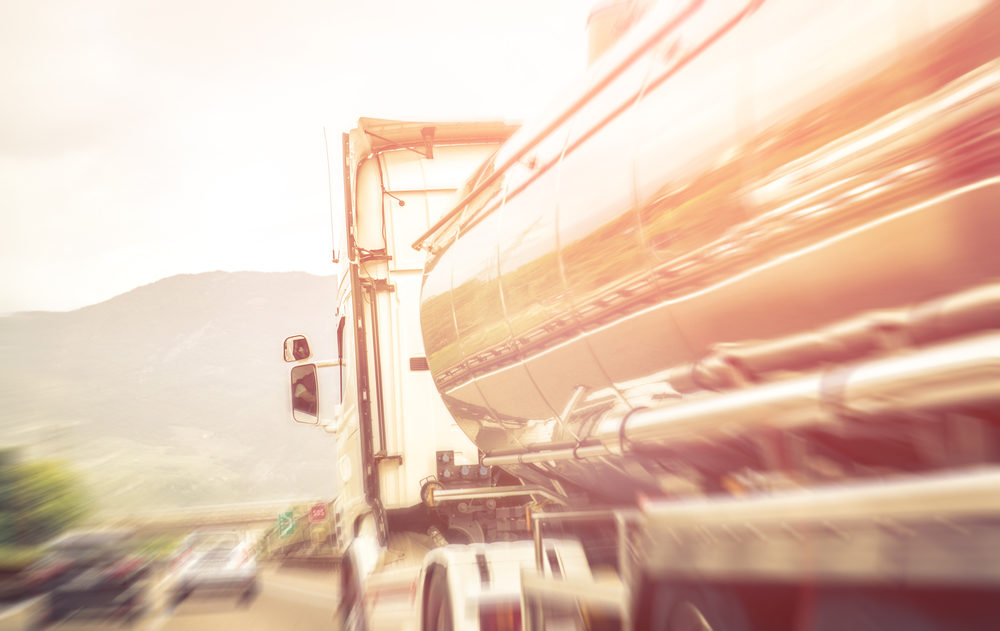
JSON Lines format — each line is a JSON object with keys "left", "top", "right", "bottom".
{"left": 46, "top": 564, "right": 340, "bottom": 631}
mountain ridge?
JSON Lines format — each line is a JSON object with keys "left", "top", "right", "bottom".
{"left": 0, "top": 271, "right": 343, "bottom": 513}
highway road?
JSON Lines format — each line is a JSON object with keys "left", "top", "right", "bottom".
{"left": 47, "top": 565, "right": 340, "bottom": 631}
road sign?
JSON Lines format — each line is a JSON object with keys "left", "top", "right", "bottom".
{"left": 278, "top": 510, "right": 295, "bottom": 537}
{"left": 310, "top": 503, "right": 328, "bottom": 522}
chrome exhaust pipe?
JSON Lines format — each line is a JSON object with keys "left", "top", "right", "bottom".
{"left": 599, "top": 331, "right": 1000, "bottom": 451}
{"left": 426, "top": 484, "right": 568, "bottom": 507}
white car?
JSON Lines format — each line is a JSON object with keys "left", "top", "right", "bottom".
{"left": 165, "top": 531, "right": 258, "bottom": 608}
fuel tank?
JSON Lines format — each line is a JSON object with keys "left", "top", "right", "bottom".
{"left": 417, "top": 0, "right": 1000, "bottom": 502}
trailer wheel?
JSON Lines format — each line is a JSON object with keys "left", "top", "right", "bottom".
{"left": 422, "top": 569, "right": 454, "bottom": 631}
{"left": 641, "top": 584, "right": 750, "bottom": 631}
{"left": 806, "top": 589, "right": 984, "bottom": 631}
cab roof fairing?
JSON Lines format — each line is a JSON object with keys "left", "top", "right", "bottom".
{"left": 343, "top": 118, "right": 518, "bottom": 257}
{"left": 346, "top": 117, "right": 520, "bottom": 171}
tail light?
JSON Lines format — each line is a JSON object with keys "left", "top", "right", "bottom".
{"left": 170, "top": 548, "right": 191, "bottom": 570}
{"left": 26, "top": 561, "right": 71, "bottom": 586}
{"left": 230, "top": 546, "right": 254, "bottom": 567}
{"left": 103, "top": 556, "right": 143, "bottom": 580}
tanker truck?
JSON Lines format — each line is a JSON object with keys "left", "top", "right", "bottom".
{"left": 283, "top": 0, "right": 1000, "bottom": 628}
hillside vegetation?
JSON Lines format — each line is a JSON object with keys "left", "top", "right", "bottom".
{"left": 0, "top": 271, "right": 341, "bottom": 513}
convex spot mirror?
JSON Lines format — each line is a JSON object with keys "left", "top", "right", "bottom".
{"left": 290, "top": 364, "right": 319, "bottom": 425}
{"left": 284, "top": 335, "right": 311, "bottom": 362}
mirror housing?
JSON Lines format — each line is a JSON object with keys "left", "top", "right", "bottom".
{"left": 290, "top": 364, "right": 319, "bottom": 425}
{"left": 283, "top": 335, "right": 311, "bottom": 363}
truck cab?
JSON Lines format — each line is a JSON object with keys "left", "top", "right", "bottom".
{"left": 284, "top": 119, "right": 520, "bottom": 628}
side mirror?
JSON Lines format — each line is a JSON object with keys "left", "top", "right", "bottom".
{"left": 284, "top": 336, "right": 311, "bottom": 363}
{"left": 290, "top": 364, "right": 319, "bottom": 425}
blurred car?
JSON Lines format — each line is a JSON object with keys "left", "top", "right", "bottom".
{"left": 23, "top": 529, "right": 151, "bottom": 625}
{"left": 164, "top": 531, "right": 258, "bottom": 608}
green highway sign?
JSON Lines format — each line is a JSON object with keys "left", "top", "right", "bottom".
{"left": 278, "top": 510, "right": 295, "bottom": 537}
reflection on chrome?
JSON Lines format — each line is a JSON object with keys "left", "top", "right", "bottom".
{"left": 419, "top": 0, "right": 1000, "bottom": 502}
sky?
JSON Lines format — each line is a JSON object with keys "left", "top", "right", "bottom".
{"left": 0, "top": 0, "right": 592, "bottom": 314}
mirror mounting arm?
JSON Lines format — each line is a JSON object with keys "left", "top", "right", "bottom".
{"left": 314, "top": 359, "right": 344, "bottom": 368}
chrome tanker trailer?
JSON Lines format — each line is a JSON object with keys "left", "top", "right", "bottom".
{"left": 284, "top": 0, "right": 1000, "bottom": 628}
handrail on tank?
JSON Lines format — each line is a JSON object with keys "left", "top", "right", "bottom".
{"left": 410, "top": 0, "right": 708, "bottom": 252}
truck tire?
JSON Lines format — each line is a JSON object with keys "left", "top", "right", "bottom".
{"left": 339, "top": 558, "right": 367, "bottom": 631}
{"left": 641, "top": 584, "right": 750, "bottom": 631}
{"left": 422, "top": 569, "right": 454, "bottom": 631}
{"left": 238, "top": 581, "right": 258, "bottom": 608}
{"left": 170, "top": 589, "right": 190, "bottom": 610}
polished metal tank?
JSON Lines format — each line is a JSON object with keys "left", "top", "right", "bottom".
{"left": 417, "top": 0, "right": 1000, "bottom": 503}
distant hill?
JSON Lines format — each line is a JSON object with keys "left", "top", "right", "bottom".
{"left": 0, "top": 271, "right": 342, "bottom": 513}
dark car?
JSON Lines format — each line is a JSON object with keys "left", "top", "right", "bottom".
{"left": 24, "top": 530, "right": 151, "bottom": 625}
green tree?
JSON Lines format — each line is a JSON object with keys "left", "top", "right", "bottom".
{"left": 0, "top": 452, "right": 89, "bottom": 546}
